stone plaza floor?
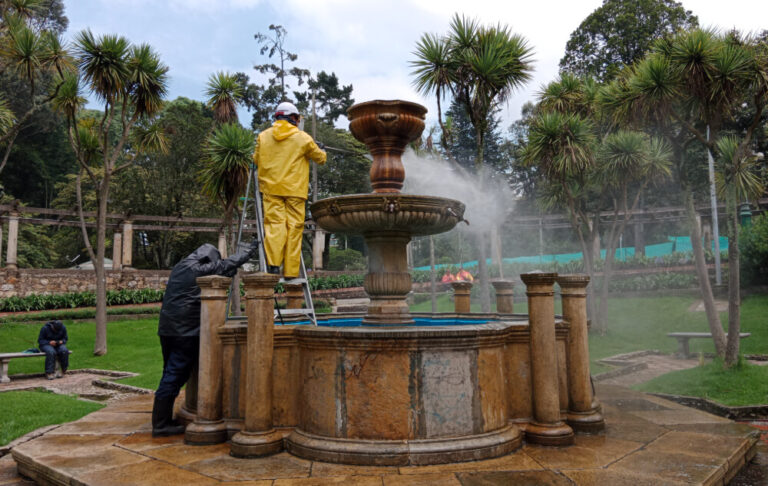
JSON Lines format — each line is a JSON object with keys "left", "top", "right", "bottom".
{"left": 2, "top": 383, "right": 759, "bottom": 486}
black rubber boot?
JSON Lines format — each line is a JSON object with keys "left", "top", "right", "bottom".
{"left": 152, "top": 396, "right": 186, "bottom": 437}
{"left": 267, "top": 265, "right": 281, "bottom": 275}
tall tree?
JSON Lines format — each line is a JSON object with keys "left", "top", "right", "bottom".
{"left": 293, "top": 71, "right": 354, "bottom": 124}
{"left": 254, "top": 24, "right": 309, "bottom": 102}
{"left": 560, "top": 0, "right": 698, "bottom": 81}
{"left": 0, "top": 0, "right": 72, "bottom": 176}
{"left": 411, "top": 14, "right": 534, "bottom": 311}
{"left": 601, "top": 28, "right": 768, "bottom": 363}
{"left": 55, "top": 30, "right": 168, "bottom": 355}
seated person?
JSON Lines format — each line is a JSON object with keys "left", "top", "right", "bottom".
{"left": 38, "top": 320, "right": 68, "bottom": 380}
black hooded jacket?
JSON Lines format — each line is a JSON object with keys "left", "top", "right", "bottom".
{"left": 158, "top": 244, "right": 251, "bottom": 337}
{"left": 38, "top": 320, "right": 68, "bottom": 347}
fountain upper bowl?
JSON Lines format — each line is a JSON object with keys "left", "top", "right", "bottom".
{"left": 310, "top": 193, "right": 465, "bottom": 236}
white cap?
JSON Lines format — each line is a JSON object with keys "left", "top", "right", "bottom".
{"left": 275, "top": 102, "right": 299, "bottom": 117}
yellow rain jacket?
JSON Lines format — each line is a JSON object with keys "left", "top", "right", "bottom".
{"left": 254, "top": 120, "right": 327, "bottom": 199}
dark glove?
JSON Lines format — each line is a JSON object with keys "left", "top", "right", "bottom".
{"left": 317, "top": 141, "right": 325, "bottom": 150}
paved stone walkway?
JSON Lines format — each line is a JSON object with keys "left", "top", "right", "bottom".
{"left": 0, "top": 369, "right": 146, "bottom": 404}
{"left": 597, "top": 353, "right": 701, "bottom": 387}
{"left": 0, "top": 384, "right": 758, "bottom": 485}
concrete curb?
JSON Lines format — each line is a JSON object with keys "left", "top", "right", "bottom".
{"left": 649, "top": 393, "right": 768, "bottom": 421}
{"left": 91, "top": 379, "right": 152, "bottom": 395}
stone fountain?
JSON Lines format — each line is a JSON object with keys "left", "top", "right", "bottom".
{"left": 182, "top": 100, "right": 604, "bottom": 467}
{"left": 310, "top": 100, "right": 465, "bottom": 325}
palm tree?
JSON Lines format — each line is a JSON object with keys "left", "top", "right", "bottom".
{"left": 198, "top": 122, "right": 254, "bottom": 244}
{"left": 56, "top": 30, "right": 168, "bottom": 355}
{"left": 715, "top": 137, "right": 765, "bottom": 364}
{"left": 602, "top": 28, "right": 768, "bottom": 363}
{"left": 411, "top": 14, "right": 534, "bottom": 311}
{"left": 205, "top": 71, "right": 243, "bottom": 124}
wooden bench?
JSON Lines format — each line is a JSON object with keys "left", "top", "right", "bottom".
{"left": 0, "top": 351, "right": 72, "bottom": 383}
{"left": 667, "top": 332, "right": 751, "bottom": 359}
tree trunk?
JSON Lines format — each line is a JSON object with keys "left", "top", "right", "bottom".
{"left": 685, "top": 189, "right": 727, "bottom": 357}
{"left": 93, "top": 180, "right": 110, "bottom": 356}
{"left": 724, "top": 190, "right": 741, "bottom": 366}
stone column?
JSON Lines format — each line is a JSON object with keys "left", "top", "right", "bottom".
{"left": 450, "top": 281, "right": 472, "bottom": 313}
{"left": 491, "top": 280, "right": 514, "bottom": 314}
{"left": 557, "top": 275, "right": 604, "bottom": 433}
{"left": 231, "top": 272, "right": 283, "bottom": 457}
{"left": 520, "top": 272, "right": 573, "bottom": 446}
{"left": 184, "top": 275, "right": 230, "bottom": 445}
{"left": 121, "top": 220, "right": 133, "bottom": 269}
{"left": 5, "top": 212, "right": 19, "bottom": 271}
{"left": 111, "top": 232, "right": 123, "bottom": 271}
{"left": 284, "top": 283, "right": 304, "bottom": 309}
{"left": 217, "top": 231, "right": 227, "bottom": 258}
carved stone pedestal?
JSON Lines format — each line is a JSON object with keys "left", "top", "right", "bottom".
{"left": 491, "top": 280, "right": 514, "bottom": 314}
{"left": 450, "top": 281, "right": 473, "bottom": 314}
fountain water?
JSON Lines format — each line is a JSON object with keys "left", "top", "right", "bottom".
{"left": 184, "top": 100, "right": 604, "bottom": 466}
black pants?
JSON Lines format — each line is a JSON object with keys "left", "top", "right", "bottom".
{"left": 40, "top": 344, "right": 68, "bottom": 374}
{"left": 155, "top": 335, "right": 199, "bottom": 400}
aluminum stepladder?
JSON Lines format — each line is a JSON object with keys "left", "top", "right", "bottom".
{"left": 226, "top": 162, "right": 316, "bottom": 325}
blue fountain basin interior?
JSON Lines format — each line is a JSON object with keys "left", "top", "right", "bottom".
{"left": 278, "top": 316, "right": 493, "bottom": 327}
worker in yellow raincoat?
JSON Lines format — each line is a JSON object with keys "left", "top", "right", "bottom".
{"left": 253, "top": 102, "right": 327, "bottom": 279}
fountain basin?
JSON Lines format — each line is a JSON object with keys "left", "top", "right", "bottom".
{"left": 310, "top": 193, "right": 465, "bottom": 236}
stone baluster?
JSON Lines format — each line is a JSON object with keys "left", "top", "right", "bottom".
{"left": 557, "top": 275, "right": 604, "bottom": 433}
{"left": 6, "top": 212, "right": 19, "bottom": 271}
{"left": 520, "top": 272, "right": 574, "bottom": 446}
{"left": 111, "top": 232, "right": 123, "bottom": 271}
{"left": 491, "top": 280, "right": 514, "bottom": 314}
{"left": 177, "top": 368, "right": 198, "bottom": 424}
{"left": 121, "top": 220, "right": 133, "bottom": 269}
{"left": 284, "top": 283, "right": 304, "bottom": 309}
{"left": 184, "top": 275, "right": 230, "bottom": 445}
{"left": 450, "top": 281, "right": 473, "bottom": 313}
{"left": 231, "top": 273, "right": 283, "bottom": 457}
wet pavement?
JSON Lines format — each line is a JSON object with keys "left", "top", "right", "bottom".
{"left": 1, "top": 384, "right": 759, "bottom": 486}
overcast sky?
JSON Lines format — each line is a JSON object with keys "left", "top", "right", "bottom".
{"left": 64, "top": 0, "right": 768, "bottom": 130}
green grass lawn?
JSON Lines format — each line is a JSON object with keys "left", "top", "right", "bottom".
{"left": 635, "top": 359, "right": 768, "bottom": 406}
{"left": 0, "top": 389, "right": 104, "bottom": 446}
{"left": 0, "top": 318, "right": 163, "bottom": 389}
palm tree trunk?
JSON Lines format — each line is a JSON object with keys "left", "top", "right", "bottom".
{"left": 685, "top": 188, "right": 726, "bottom": 357}
{"left": 725, "top": 189, "right": 741, "bottom": 366}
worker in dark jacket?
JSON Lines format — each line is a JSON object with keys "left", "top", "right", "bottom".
{"left": 152, "top": 242, "right": 257, "bottom": 437}
{"left": 38, "top": 320, "right": 68, "bottom": 380}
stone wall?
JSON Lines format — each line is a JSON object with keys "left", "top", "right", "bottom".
{"left": 0, "top": 268, "right": 170, "bottom": 298}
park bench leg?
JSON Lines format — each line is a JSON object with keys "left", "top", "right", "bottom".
{"left": 675, "top": 338, "right": 690, "bottom": 359}
{"left": 0, "top": 360, "right": 10, "bottom": 383}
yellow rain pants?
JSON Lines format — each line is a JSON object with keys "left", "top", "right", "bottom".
{"left": 262, "top": 194, "right": 305, "bottom": 278}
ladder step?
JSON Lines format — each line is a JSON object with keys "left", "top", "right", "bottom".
{"left": 279, "top": 277, "right": 307, "bottom": 284}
